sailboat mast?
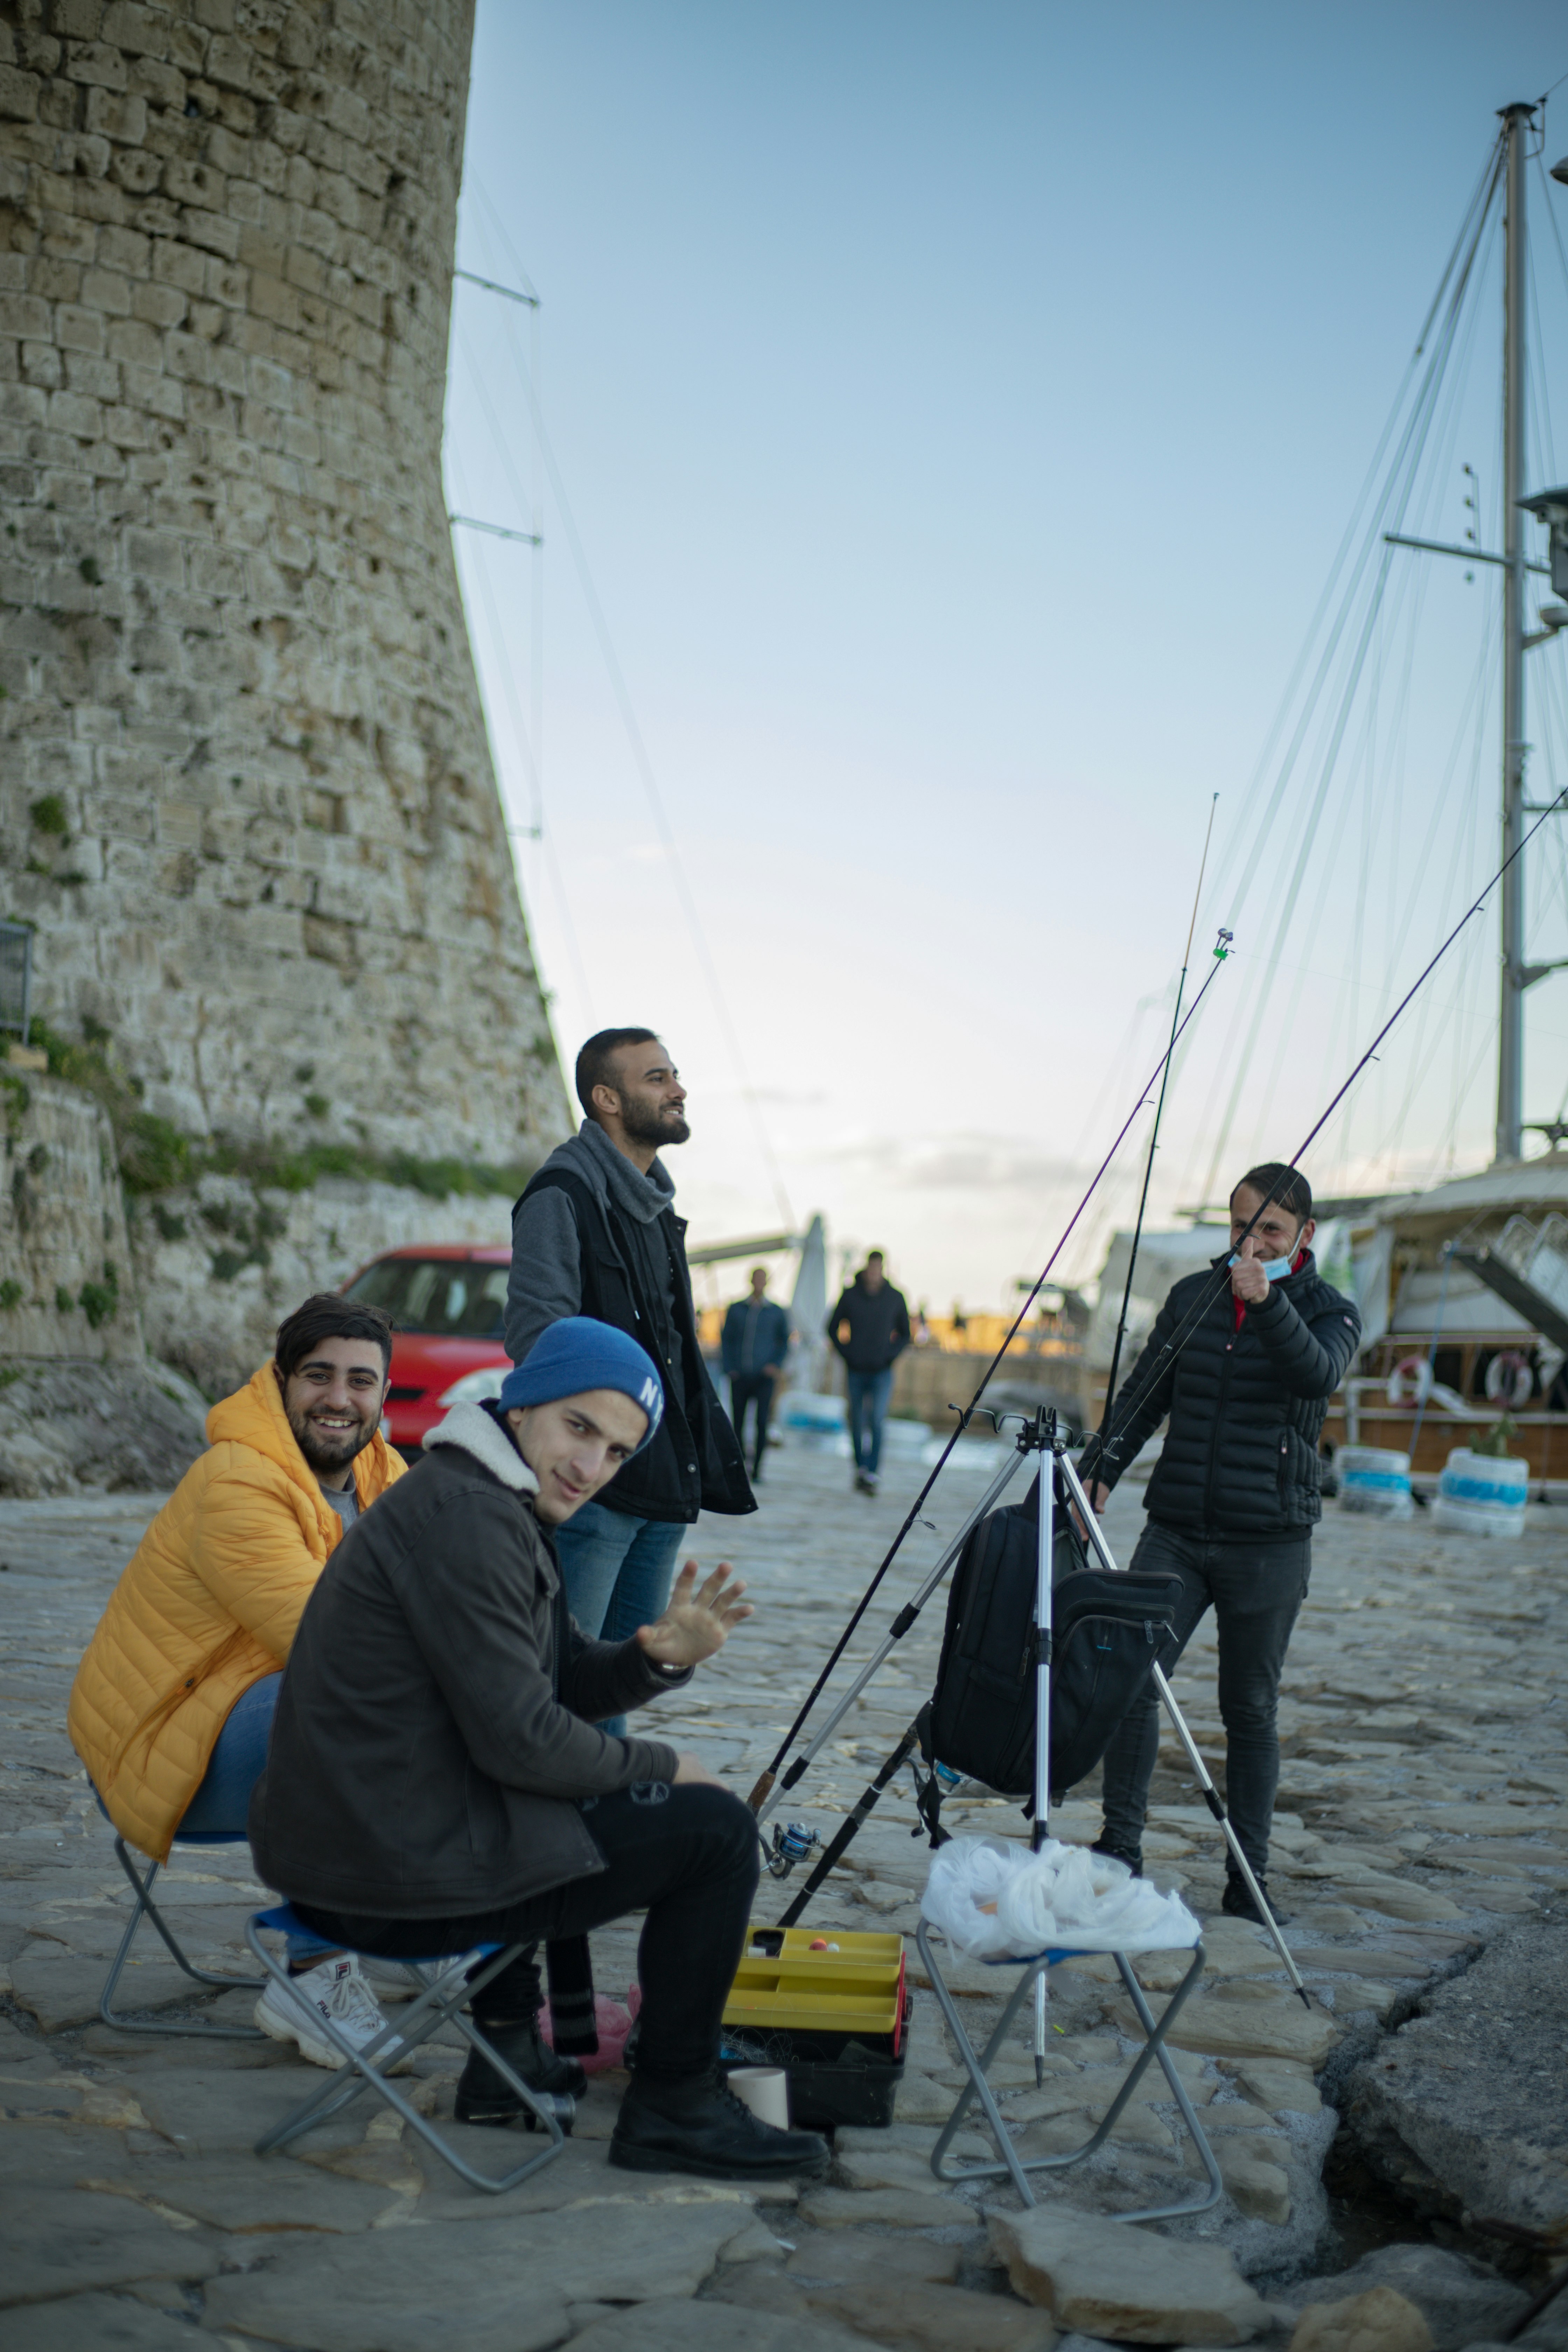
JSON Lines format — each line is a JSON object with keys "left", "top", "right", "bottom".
{"left": 1496, "top": 101, "right": 1533, "bottom": 1165}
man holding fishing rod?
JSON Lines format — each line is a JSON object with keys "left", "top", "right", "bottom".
{"left": 1075, "top": 1162, "right": 1360, "bottom": 1925}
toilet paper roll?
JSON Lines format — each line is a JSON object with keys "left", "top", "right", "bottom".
{"left": 727, "top": 2066, "right": 790, "bottom": 2129}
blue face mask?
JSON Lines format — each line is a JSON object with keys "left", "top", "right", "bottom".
{"left": 1229, "top": 1244, "right": 1300, "bottom": 1281}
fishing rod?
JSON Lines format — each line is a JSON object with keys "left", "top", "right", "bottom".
{"left": 748, "top": 931, "right": 1236, "bottom": 1820}
{"left": 1098, "top": 796, "right": 1223, "bottom": 1442}
{"left": 1083, "top": 782, "right": 1568, "bottom": 1496}
{"left": 767, "top": 787, "right": 1568, "bottom": 1948}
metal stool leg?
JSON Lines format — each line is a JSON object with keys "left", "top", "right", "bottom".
{"left": 100, "top": 1837, "right": 265, "bottom": 2039}
{"left": 918, "top": 1924, "right": 1224, "bottom": 2221}
{"left": 245, "top": 1923, "right": 572, "bottom": 2196}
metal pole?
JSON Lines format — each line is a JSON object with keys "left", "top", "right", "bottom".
{"left": 1032, "top": 1421, "right": 1055, "bottom": 2082}
{"left": 1497, "top": 103, "right": 1532, "bottom": 1164}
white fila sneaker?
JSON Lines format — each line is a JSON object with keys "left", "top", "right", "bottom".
{"left": 255, "top": 1953, "right": 412, "bottom": 2073}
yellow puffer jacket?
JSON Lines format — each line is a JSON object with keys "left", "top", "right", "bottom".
{"left": 68, "top": 1363, "right": 405, "bottom": 1861}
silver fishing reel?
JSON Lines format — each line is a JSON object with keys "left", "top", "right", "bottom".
{"left": 764, "top": 1819, "right": 820, "bottom": 1879}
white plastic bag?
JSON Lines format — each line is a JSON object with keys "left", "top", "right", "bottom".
{"left": 921, "top": 1835, "right": 1201, "bottom": 1959}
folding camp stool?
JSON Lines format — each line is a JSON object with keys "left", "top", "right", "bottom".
{"left": 95, "top": 1794, "right": 268, "bottom": 2038}
{"left": 245, "top": 1904, "right": 573, "bottom": 2196}
{"left": 916, "top": 1920, "right": 1223, "bottom": 2219}
{"left": 913, "top": 1412, "right": 1222, "bottom": 2221}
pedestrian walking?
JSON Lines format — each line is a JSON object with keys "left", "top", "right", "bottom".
{"left": 720, "top": 1267, "right": 791, "bottom": 1482}
{"left": 504, "top": 1030, "right": 755, "bottom": 1731}
{"left": 1075, "top": 1162, "right": 1361, "bottom": 1923}
{"left": 827, "top": 1251, "right": 911, "bottom": 1494}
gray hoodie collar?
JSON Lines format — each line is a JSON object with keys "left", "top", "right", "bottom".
{"left": 423, "top": 1402, "right": 540, "bottom": 1494}
{"left": 553, "top": 1117, "right": 676, "bottom": 1228}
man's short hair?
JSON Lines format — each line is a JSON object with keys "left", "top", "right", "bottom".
{"left": 575, "top": 1027, "right": 659, "bottom": 1120}
{"left": 274, "top": 1294, "right": 394, "bottom": 1381}
{"left": 866, "top": 1250, "right": 884, "bottom": 1265}
{"left": 1234, "top": 1163, "right": 1312, "bottom": 1223}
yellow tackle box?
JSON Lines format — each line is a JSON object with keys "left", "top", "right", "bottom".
{"left": 721, "top": 1926, "right": 909, "bottom": 2129}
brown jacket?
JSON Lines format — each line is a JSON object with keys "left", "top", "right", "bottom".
{"left": 248, "top": 1402, "right": 689, "bottom": 1918}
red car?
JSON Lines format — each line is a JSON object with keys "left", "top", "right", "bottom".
{"left": 340, "top": 1244, "right": 512, "bottom": 1459}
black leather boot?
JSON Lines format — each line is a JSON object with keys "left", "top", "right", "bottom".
{"left": 1220, "top": 1872, "right": 1289, "bottom": 1926}
{"left": 609, "top": 2068, "right": 830, "bottom": 2180}
{"left": 456, "top": 2014, "right": 587, "bottom": 2125}
{"left": 1090, "top": 1836, "right": 1143, "bottom": 1877}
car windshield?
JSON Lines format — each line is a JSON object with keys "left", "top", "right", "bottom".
{"left": 344, "top": 1258, "right": 509, "bottom": 1339}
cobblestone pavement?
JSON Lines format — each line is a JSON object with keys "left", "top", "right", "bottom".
{"left": 1, "top": 1441, "right": 1565, "bottom": 2348}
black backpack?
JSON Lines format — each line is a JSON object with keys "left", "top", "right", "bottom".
{"left": 915, "top": 1473, "right": 1182, "bottom": 1843}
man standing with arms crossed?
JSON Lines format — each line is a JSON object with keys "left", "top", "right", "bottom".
{"left": 1075, "top": 1163, "right": 1360, "bottom": 1924}
{"left": 505, "top": 1030, "right": 754, "bottom": 1725}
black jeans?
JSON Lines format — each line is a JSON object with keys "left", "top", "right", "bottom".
{"left": 1098, "top": 1520, "right": 1311, "bottom": 1877}
{"left": 294, "top": 1780, "right": 760, "bottom": 2081}
{"left": 728, "top": 1372, "right": 776, "bottom": 1477}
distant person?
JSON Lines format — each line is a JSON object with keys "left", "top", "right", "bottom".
{"left": 504, "top": 1029, "right": 754, "bottom": 1728}
{"left": 721, "top": 1266, "right": 791, "bottom": 1482}
{"left": 68, "top": 1295, "right": 409, "bottom": 2069}
{"left": 1076, "top": 1162, "right": 1361, "bottom": 1924}
{"left": 827, "top": 1250, "right": 911, "bottom": 1494}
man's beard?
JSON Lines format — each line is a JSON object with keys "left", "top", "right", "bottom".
{"left": 289, "top": 1406, "right": 376, "bottom": 1475}
{"left": 621, "top": 1100, "right": 690, "bottom": 1149}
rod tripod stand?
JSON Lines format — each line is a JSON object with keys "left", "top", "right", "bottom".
{"left": 762, "top": 1409, "right": 1308, "bottom": 2013}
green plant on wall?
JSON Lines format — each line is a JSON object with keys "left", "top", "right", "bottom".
{"left": 55, "top": 1284, "right": 75, "bottom": 1315}
{"left": 27, "top": 1018, "right": 540, "bottom": 1208}
{"left": 0, "top": 1280, "right": 22, "bottom": 1311}
{"left": 78, "top": 1262, "right": 120, "bottom": 1329}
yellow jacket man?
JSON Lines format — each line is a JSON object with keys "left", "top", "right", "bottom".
{"left": 69, "top": 1294, "right": 404, "bottom": 2066}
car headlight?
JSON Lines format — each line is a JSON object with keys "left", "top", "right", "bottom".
{"left": 437, "top": 1366, "right": 509, "bottom": 1407}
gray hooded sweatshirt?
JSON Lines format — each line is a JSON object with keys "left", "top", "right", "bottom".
{"left": 505, "top": 1120, "right": 683, "bottom": 1399}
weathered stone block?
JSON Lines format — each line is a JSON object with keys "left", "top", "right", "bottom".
{"left": 0, "top": 66, "right": 42, "bottom": 124}
{"left": 83, "top": 85, "right": 144, "bottom": 142}
{"left": 989, "top": 2207, "right": 1271, "bottom": 2343}
{"left": 63, "top": 39, "right": 130, "bottom": 91}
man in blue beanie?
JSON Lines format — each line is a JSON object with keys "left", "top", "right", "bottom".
{"left": 250, "top": 1317, "right": 829, "bottom": 2182}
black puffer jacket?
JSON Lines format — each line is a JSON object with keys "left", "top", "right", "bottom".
{"left": 1079, "top": 1252, "right": 1361, "bottom": 1539}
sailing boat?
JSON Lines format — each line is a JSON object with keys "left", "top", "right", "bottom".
{"left": 1094, "top": 101, "right": 1568, "bottom": 1486}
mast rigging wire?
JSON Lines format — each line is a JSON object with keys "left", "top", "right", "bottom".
{"left": 1187, "top": 136, "right": 1508, "bottom": 1208}
{"left": 455, "top": 186, "right": 796, "bottom": 1230}
{"left": 1098, "top": 797, "right": 1221, "bottom": 1439}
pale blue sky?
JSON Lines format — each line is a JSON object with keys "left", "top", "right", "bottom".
{"left": 447, "top": 3, "right": 1568, "bottom": 1307}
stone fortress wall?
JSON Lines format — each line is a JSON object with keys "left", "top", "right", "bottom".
{"left": 0, "top": 0, "right": 571, "bottom": 1476}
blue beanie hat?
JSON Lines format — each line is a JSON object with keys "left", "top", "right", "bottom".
{"left": 496, "top": 1317, "right": 665, "bottom": 1453}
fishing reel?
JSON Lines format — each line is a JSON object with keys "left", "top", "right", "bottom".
{"left": 763, "top": 1819, "right": 820, "bottom": 1879}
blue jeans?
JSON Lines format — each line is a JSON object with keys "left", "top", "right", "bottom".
{"left": 846, "top": 1367, "right": 894, "bottom": 1476}
{"left": 553, "top": 1501, "right": 687, "bottom": 1738}
{"left": 180, "top": 1672, "right": 327, "bottom": 1960}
